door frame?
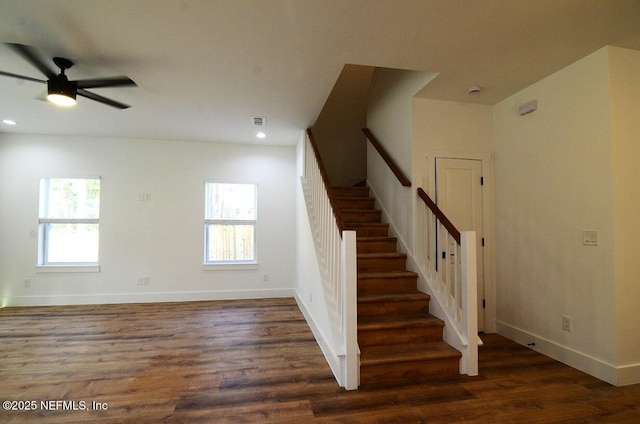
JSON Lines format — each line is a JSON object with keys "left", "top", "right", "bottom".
{"left": 421, "top": 150, "right": 496, "bottom": 333}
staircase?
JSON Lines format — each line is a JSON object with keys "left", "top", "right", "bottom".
{"left": 332, "top": 186, "right": 462, "bottom": 388}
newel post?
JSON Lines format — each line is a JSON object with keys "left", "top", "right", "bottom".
{"left": 460, "top": 231, "right": 478, "bottom": 376}
{"left": 341, "top": 230, "right": 359, "bottom": 390}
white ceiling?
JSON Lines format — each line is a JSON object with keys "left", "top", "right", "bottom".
{"left": 1, "top": 0, "right": 640, "bottom": 146}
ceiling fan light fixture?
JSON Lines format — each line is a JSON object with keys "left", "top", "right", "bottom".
{"left": 47, "top": 79, "right": 77, "bottom": 107}
{"left": 47, "top": 93, "right": 76, "bottom": 107}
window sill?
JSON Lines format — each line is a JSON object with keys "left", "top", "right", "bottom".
{"left": 202, "top": 262, "right": 259, "bottom": 271}
{"left": 36, "top": 265, "right": 101, "bottom": 273}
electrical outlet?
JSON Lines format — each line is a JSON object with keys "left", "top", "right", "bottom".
{"left": 136, "top": 276, "right": 150, "bottom": 285}
{"left": 562, "top": 315, "right": 572, "bottom": 332}
{"left": 24, "top": 278, "right": 31, "bottom": 288}
{"left": 263, "top": 273, "right": 269, "bottom": 282}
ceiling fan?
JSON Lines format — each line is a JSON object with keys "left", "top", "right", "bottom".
{"left": 0, "top": 43, "right": 136, "bottom": 109}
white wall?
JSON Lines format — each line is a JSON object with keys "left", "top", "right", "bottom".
{"left": 0, "top": 133, "right": 296, "bottom": 306}
{"left": 412, "top": 98, "right": 493, "bottom": 170}
{"left": 493, "top": 47, "right": 621, "bottom": 383}
{"left": 367, "top": 68, "right": 437, "bottom": 178}
{"left": 412, "top": 97, "right": 495, "bottom": 331}
{"left": 366, "top": 68, "right": 436, "bottom": 253}
{"left": 408, "top": 46, "right": 640, "bottom": 386}
{"left": 608, "top": 46, "right": 640, "bottom": 382}
{"left": 312, "top": 64, "right": 374, "bottom": 187}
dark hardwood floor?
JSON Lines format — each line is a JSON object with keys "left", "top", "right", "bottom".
{"left": 0, "top": 298, "right": 638, "bottom": 423}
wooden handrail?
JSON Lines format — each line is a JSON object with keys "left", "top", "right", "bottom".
{"left": 306, "top": 129, "right": 332, "bottom": 193}
{"left": 417, "top": 187, "right": 461, "bottom": 245}
{"left": 362, "top": 128, "right": 411, "bottom": 187}
{"left": 306, "top": 128, "right": 345, "bottom": 231}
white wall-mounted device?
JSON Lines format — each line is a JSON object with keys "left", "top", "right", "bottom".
{"left": 518, "top": 100, "right": 538, "bottom": 116}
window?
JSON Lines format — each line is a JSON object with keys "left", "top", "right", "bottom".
{"left": 38, "top": 178, "right": 100, "bottom": 266}
{"left": 204, "top": 183, "right": 256, "bottom": 264}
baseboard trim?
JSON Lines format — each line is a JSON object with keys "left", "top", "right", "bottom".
{"left": 496, "top": 320, "right": 640, "bottom": 386}
{"left": 293, "top": 292, "right": 343, "bottom": 387}
{"left": 617, "top": 362, "right": 640, "bottom": 387}
{"left": 2, "top": 289, "right": 295, "bottom": 307}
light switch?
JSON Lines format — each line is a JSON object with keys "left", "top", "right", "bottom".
{"left": 582, "top": 230, "right": 598, "bottom": 246}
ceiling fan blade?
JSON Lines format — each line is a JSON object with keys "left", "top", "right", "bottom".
{"left": 75, "top": 76, "right": 137, "bottom": 89}
{"left": 0, "top": 70, "right": 46, "bottom": 84}
{"left": 77, "top": 88, "right": 131, "bottom": 109}
{"left": 6, "top": 43, "right": 57, "bottom": 79}
{"left": 34, "top": 91, "right": 48, "bottom": 102}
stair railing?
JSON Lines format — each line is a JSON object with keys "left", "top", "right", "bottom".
{"left": 361, "top": 127, "right": 478, "bottom": 376}
{"left": 417, "top": 187, "right": 478, "bottom": 375}
{"left": 362, "top": 128, "right": 411, "bottom": 187}
{"left": 300, "top": 129, "right": 359, "bottom": 390}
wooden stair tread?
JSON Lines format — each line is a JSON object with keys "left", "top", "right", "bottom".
{"left": 357, "top": 236, "right": 397, "bottom": 241}
{"left": 334, "top": 199, "right": 373, "bottom": 206}
{"left": 356, "top": 237, "right": 399, "bottom": 253}
{"left": 360, "top": 342, "right": 461, "bottom": 366}
{"left": 344, "top": 222, "right": 388, "bottom": 227}
{"left": 357, "top": 292, "right": 430, "bottom": 304}
{"left": 335, "top": 198, "right": 374, "bottom": 203}
{"left": 332, "top": 188, "right": 370, "bottom": 197}
{"left": 358, "top": 313, "right": 443, "bottom": 330}
{"left": 333, "top": 186, "right": 369, "bottom": 190}
{"left": 358, "top": 252, "right": 407, "bottom": 259}
{"left": 358, "top": 271, "right": 418, "bottom": 279}
{"left": 340, "top": 209, "right": 382, "bottom": 223}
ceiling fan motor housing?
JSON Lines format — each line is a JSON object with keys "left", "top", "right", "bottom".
{"left": 47, "top": 76, "right": 77, "bottom": 100}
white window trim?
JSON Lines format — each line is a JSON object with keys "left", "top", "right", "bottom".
{"left": 203, "top": 182, "right": 258, "bottom": 266}
{"left": 36, "top": 265, "right": 101, "bottom": 273}
{"left": 38, "top": 177, "right": 101, "bottom": 267}
{"left": 201, "top": 263, "right": 259, "bottom": 271}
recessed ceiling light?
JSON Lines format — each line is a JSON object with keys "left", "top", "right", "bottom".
{"left": 2, "top": 119, "right": 17, "bottom": 125}
{"left": 256, "top": 132, "right": 266, "bottom": 139}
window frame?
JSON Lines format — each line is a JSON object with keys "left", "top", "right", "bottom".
{"left": 37, "top": 177, "right": 101, "bottom": 269}
{"left": 203, "top": 182, "right": 258, "bottom": 266}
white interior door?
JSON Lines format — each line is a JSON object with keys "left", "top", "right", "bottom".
{"left": 435, "top": 158, "right": 485, "bottom": 331}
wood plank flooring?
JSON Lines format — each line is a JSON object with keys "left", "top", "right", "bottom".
{"left": 1, "top": 298, "right": 639, "bottom": 423}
